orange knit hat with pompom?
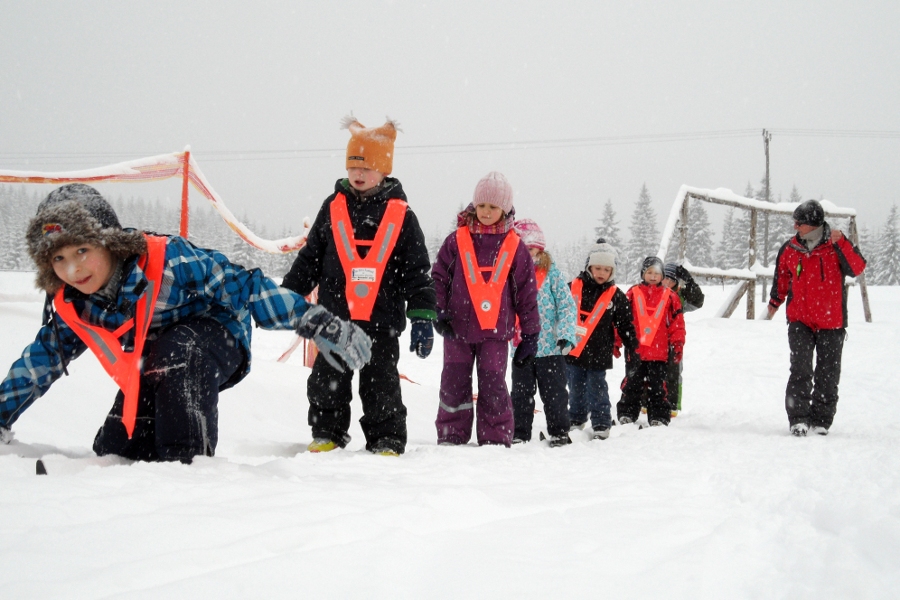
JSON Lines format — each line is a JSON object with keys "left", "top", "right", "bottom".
{"left": 342, "top": 115, "right": 399, "bottom": 175}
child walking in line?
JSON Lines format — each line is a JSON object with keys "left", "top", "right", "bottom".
{"left": 617, "top": 257, "right": 685, "bottom": 427}
{"left": 662, "top": 262, "right": 704, "bottom": 416}
{"left": 0, "top": 184, "right": 370, "bottom": 463}
{"left": 509, "top": 219, "right": 578, "bottom": 447}
{"left": 432, "top": 172, "right": 539, "bottom": 447}
{"left": 566, "top": 240, "right": 638, "bottom": 440}
{"left": 282, "top": 117, "right": 436, "bottom": 457}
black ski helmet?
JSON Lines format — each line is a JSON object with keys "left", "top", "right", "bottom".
{"left": 792, "top": 199, "right": 825, "bottom": 227}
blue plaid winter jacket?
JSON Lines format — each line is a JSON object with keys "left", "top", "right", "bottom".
{"left": 0, "top": 234, "right": 310, "bottom": 429}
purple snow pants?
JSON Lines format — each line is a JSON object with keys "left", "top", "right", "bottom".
{"left": 436, "top": 337, "right": 514, "bottom": 446}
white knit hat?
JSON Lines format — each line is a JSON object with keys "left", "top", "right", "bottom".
{"left": 585, "top": 239, "right": 618, "bottom": 280}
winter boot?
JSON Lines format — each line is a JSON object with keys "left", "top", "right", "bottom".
{"left": 547, "top": 434, "right": 571, "bottom": 448}
{"left": 308, "top": 438, "right": 338, "bottom": 453}
{"left": 592, "top": 427, "right": 610, "bottom": 440}
{"left": 790, "top": 423, "right": 809, "bottom": 437}
{"left": 810, "top": 425, "right": 829, "bottom": 436}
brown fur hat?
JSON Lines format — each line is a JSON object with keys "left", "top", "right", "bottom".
{"left": 26, "top": 184, "right": 147, "bottom": 294}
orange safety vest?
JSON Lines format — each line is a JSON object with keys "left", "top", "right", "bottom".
{"left": 53, "top": 235, "right": 167, "bottom": 439}
{"left": 535, "top": 267, "right": 547, "bottom": 291}
{"left": 568, "top": 279, "right": 617, "bottom": 358}
{"left": 330, "top": 194, "right": 408, "bottom": 321}
{"left": 456, "top": 227, "right": 520, "bottom": 331}
{"left": 632, "top": 285, "right": 673, "bottom": 347}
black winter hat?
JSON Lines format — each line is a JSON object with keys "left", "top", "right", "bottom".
{"left": 640, "top": 256, "right": 664, "bottom": 278}
{"left": 26, "top": 184, "right": 147, "bottom": 294}
{"left": 792, "top": 199, "right": 825, "bottom": 227}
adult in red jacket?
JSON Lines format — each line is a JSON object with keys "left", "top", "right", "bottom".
{"left": 768, "top": 199, "right": 867, "bottom": 437}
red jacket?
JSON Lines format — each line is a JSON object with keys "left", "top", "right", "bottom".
{"left": 626, "top": 283, "right": 685, "bottom": 362}
{"left": 769, "top": 225, "right": 866, "bottom": 331}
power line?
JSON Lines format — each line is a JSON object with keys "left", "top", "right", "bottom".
{"left": 0, "top": 128, "right": 897, "bottom": 165}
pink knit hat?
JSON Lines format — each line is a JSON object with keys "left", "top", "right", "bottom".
{"left": 472, "top": 171, "right": 514, "bottom": 214}
{"left": 513, "top": 218, "right": 546, "bottom": 251}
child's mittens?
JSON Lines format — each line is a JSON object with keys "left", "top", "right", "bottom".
{"left": 409, "top": 318, "right": 434, "bottom": 359}
{"left": 296, "top": 305, "right": 373, "bottom": 372}
{"left": 556, "top": 339, "right": 574, "bottom": 356}
{"left": 0, "top": 426, "right": 12, "bottom": 444}
{"left": 433, "top": 310, "right": 455, "bottom": 339}
{"left": 513, "top": 333, "right": 539, "bottom": 367}
{"left": 673, "top": 345, "right": 684, "bottom": 364}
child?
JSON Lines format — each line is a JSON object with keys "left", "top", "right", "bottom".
{"left": 617, "top": 257, "right": 685, "bottom": 427}
{"left": 662, "top": 262, "right": 704, "bottom": 415}
{"left": 566, "top": 239, "right": 638, "bottom": 440}
{"left": 509, "top": 219, "right": 578, "bottom": 447}
{"left": 281, "top": 117, "right": 436, "bottom": 456}
{"left": 0, "top": 184, "right": 370, "bottom": 462}
{"left": 431, "top": 172, "right": 539, "bottom": 447}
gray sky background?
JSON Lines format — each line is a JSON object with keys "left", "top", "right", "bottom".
{"left": 2, "top": 0, "right": 898, "bottom": 247}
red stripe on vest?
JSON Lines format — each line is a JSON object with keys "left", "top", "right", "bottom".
{"left": 456, "top": 227, "right": 520, "bottom": 331}
{"left": 568, "top": 279, "right": 617, "bottom": 358}
{"left": 330, "top": 194, "right": 408, "bottom": 321}
{"left": 54, "top": 235, "right": 167, "bottom": 439}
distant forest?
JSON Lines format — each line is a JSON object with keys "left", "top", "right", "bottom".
{"left": 2, "top": 183, "right": 897, "bottom": 285}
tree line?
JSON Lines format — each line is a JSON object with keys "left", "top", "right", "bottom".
{"left": 1, "top": 183, "right": 897, "bottom": 286}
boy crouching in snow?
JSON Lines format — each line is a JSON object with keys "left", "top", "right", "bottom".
{"left": 0, "top": 184, "right": 371, "bottom": 462}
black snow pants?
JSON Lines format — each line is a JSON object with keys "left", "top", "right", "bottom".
{"left": 307, "top": 332, "right": 407, "bottom": 454}
{"left": 93, "top": 318, "right": 246, "bottom": 462}
{"left": 617, "top": 359, "right": 670, "bottom": 425}
{"left": 511, "top": 354, "right": 571, "bottom": 441}
{"left": 785, "top": 321, "right": 845, "bottom": 429}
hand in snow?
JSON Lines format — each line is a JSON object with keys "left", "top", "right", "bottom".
{"left": 296, "top": 305, "right": 373, "bottom": 371}
{"left": 409, "top": 319, "right": 434, "bottom": 359}
{"left": 673, "top": 346, "right": 684, "bottom": 364}
{"left": 513, "top": 333, "right": 538, "bottom": 368}
{"left": 556, "top": 339, "right": 574, "bottom": 356}
{"left": 766, "top": 306, "right": 777, "bottom": 320}
{"left": 0, "top": 426, "right": 13, "bottom": 444}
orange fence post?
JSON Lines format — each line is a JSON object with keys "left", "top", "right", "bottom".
{"left": 179, "top": 149, "right": 191, "bottom": 238}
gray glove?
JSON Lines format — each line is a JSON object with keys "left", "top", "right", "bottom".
{"left": 0, "top": 426, "right": 13, "bottom": 444}
{"left": 296, "top": 305, "right": 373, "bottom": 372}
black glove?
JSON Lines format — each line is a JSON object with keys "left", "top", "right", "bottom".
{"left": 433, "top": 318, "right": 455, "bottom": 339}
{"left": 0, "top": 426, "right": 12, "bottom": 444}
{"left": 409, "top": 318, "right": 434, "bottom": 358}
{"left": 556, "top": 339, "right": 574, "bottom": 356}
{"left": 296, "top": 305, "right": 373, "bottom": 372}
{"left": 513, "top": 332, "right": 539, "bottom": 368}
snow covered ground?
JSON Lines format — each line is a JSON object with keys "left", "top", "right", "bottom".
{"left": 1, "top": 271, "right": 898, "bottom": 599}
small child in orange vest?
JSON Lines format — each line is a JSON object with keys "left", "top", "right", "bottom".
{"left": 431, "top": 172, "right": 540, "bottom": 447}
{"left": 0, "top": 184, "right": 370, "bottom": 463}
{"left": 282, "top": 116, "right": 436, "bottom": 457}
{"left": 566, "top": 239, "right": 639, "bottom": 440}
{"left": 616, "top": 256, "right": 685, "bottom": 427}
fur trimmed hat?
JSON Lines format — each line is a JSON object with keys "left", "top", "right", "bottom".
{"left": 585, "top": 238, "right": 618, "bottom": 280}
{"left": 342, "top": 115, "right": 399, "bottom": 175}
{"left": 513, "top": 218, "right": 546, "bottom": 251}
{"left": 26, "top": 184, "right": 147, "bottom": 294}
{"left": 473, "top": 171, "right": 514, "bottom": 215}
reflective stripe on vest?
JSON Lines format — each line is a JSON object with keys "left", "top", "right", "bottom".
{"left": 568, "top": 279, "right": 617, "bottom": 358}
{"left": 53, "top": 234, "right": 167, "bottom": 439}
{"left": 632, "top": 285, "right": 672, "bottom": 347}
{"left": 330, "top": 193, "right": 408, "bottom": 321}
{"left": 455, "top": 227, "right": 520, "bottom": 331}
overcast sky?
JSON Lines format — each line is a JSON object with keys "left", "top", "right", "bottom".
{"left": 2, "top": 0, "right": 898, "bottom": 246}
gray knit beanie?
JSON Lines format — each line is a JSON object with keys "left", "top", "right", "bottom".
{"left": 585, "top": 238, "right": 618, "bottom": 280}
{"left": 26, "top": 184, "right": 147, "bottom": 294}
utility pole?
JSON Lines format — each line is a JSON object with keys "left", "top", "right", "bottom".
{"left": 761, "top": 129, "right": 772, "bottom": 301}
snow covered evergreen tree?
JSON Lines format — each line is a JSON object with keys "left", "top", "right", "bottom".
{"left": 717, "top": 208, "right": 745, "bottom": 269}
{"left": 594, "top": 199, "right": 623, "bottom": 248}
{"left": 874, "top": 205, "right": 900, "bottom": 285}
{"left": 857, "top": 223, "right": 876, "bottom": 282}
{"left": 686, "top": 198, "right": 715, "bottom": 268}
{"left": 624, "top": 184, "right": 659, "bottom": 283}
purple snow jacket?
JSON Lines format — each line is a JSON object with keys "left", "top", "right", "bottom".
{"left": 432, "top": 215, "right": 540, "bottom": 344}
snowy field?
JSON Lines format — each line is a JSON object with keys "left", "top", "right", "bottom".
{"left": 1, "top": 270, "right": 898, "bottom": 599}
